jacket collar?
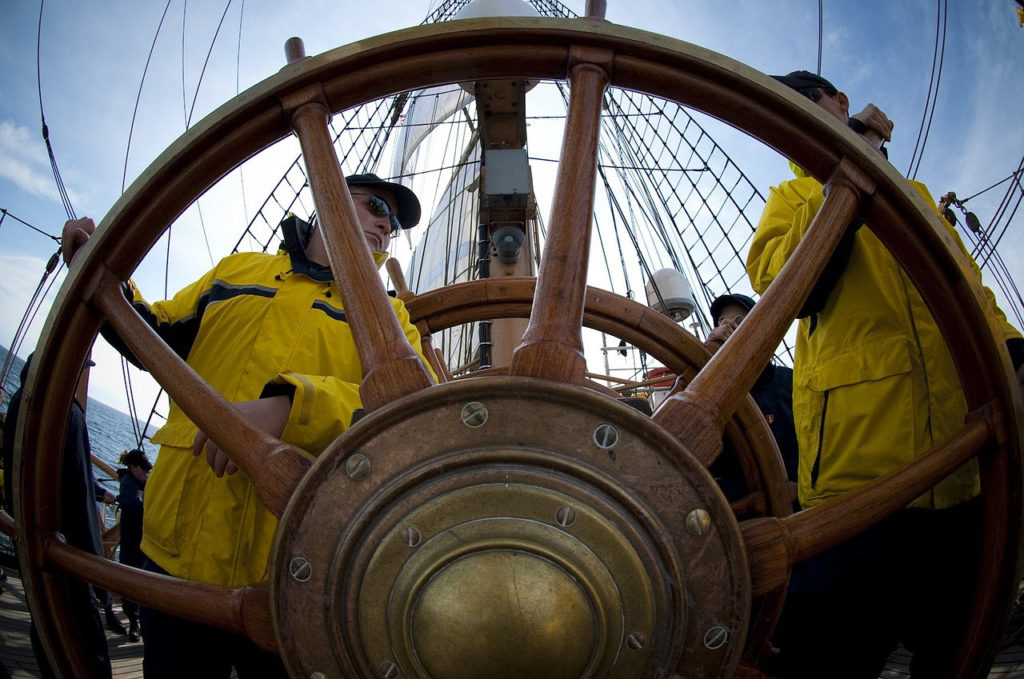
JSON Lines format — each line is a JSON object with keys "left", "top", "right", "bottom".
{"left": 279, "top": 216, "right": 389, "bottom": 282}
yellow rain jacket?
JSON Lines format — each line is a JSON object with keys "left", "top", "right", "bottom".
{"left": 747, "top": 166, "right": 1021, "bottom": 510}
{"left": 128, "top": 234, "right": 434, "bottom": 587}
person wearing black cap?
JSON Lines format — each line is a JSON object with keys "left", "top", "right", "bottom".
{"left": 747, "top": 72, "right": 1024, "bottom": 678}
{"left": 61, "top": 173, "right": 435, "bottom": 678}
{"left": 704, "top": 293, "right": 797, "bottom": 499}
{"left": 116, "top": 448, "right": 152, "bottom": 641}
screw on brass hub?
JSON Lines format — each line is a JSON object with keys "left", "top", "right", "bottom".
{"left": 273, "top": 378, "right": 750, "bottom": 678}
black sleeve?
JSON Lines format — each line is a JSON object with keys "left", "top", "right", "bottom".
{"left": 259, "top": 381, "right": 296, "bottom": 402}
{"left": 797, "top": 219, "right": 862, "bottom": 318}
{"left": 99, "top": 281, "right": 205, "bottom": 370}
{"left": 2, "top": 391, "right": 21, "bottom": 515}
{"left": 1007, "top": 337, "right": 1024, "bottom": 372}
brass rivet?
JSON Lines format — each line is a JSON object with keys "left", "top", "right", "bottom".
{"left": 403, "top": 526, "right": 422, "bottom": 547}
{"left": 704, "top": 625, "right": 729, "bottom": 650}
{"left": 685, "top": 508, "right": 712, "bottom": 536}
{"left": 593, "top": 423, "right": 619, "bottom": 449}
{"left": 289, "top": 557, "right": 312, "bottom": 582}
{"left": 345, "top": 453, "right": 371, "bottom": 481}
{"left": 461, "top": 401, "right": 488, "bottom": 427}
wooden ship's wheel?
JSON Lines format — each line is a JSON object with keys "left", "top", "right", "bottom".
{"left": 5, "top": 9, "right": 1023, "bottom": 678}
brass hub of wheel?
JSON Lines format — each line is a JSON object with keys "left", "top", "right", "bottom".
{"left": 273, "top": 377, "right": 750, "bottom": 678}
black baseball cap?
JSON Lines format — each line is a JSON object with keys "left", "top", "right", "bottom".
{"left": 771, "top": 70, "right": 838, "bottom": 96}
{"left": 710, "top": 293, "right": 756, "bottom": 322}
{"left": 122, "top": 448, "right": 152, "bottom": 471}
{"left": 346, "top": 173, "right": 421, "bottom": 229}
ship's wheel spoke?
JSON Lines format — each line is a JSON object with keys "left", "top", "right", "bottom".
{"left": 93, "top": 272, "right": 311, "bottom": 518}
{"left": 651, "top": 158, "right": 875, "bottom": 466}
{"left": 510, "top": 46, "right": 611, "bottom": 383}
{"left": 742, "top": 415, "right": 994, "bottom": 597}
{"left": 44, "top": 536, "right": 276, "bottom": 649}
{"left": 283, "top": 43, "right": 435, "bottom": 413}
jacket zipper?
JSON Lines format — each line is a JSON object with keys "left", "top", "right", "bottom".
{"left": 810, "top": 390, "right": 829, "bottom": 488}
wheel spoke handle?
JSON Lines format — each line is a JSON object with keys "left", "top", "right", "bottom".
{"left": 94, "top": 272, "right": 311, "bottom": 517}
{"left": 653, "top": 157, "right": 876, "bottom": 464}
{"left": 42, "top": 533, "right": 276, "bottom": 650}
{"left": 283, "top": 42, "right": 433, "bottom": 413}
{"left": 510, "top": 46, "right": 611, "bottom": 383}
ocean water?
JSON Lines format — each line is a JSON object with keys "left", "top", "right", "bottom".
{"left": 0, "top": 345, "right": 156, "bottom": 494}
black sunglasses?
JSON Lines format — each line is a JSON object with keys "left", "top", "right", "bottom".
{"left": 796, "top": 84, "right": 838, "bottom": 103}
{"left": 351, "top": 192, "right": 401, "bottom": 236}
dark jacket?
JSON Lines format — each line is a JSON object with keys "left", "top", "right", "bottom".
{"left": 710, "top": 361, "right": 798, "bottom": 503}
{"left": 750, "top": 362, "right": 798, "bottom": 483}
{"left": 116, "top": 468, "right": 145, "bottom": 568}
{"left": 2, "top": 355, "right": 103, "bottom": 556}
{"left": 1, "top": 357, "right": 31, "bottom": 515}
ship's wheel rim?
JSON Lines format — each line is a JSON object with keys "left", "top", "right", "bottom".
{"left": 13, "top": 16, "right": 1022, "bottom": 678}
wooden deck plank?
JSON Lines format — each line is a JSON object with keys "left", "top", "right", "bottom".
{"left": 0, "top": 566, "right": 143, "bottom": 678}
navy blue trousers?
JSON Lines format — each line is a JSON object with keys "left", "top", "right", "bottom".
{"left": 139, "top": 559, "right": 288, "bottom": 679}
{"left": 765, "top": 498, "right": 982, "bottom": 679}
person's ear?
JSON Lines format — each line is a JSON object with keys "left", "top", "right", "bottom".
{"left": 836, "top": 91, "right": 850, "bottom": 117}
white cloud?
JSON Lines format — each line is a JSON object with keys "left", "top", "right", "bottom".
{"left": 0, "top": 120, "right": 64, "bottom": 201}
{"left": 0, "top": 119, "right": 85, "bottom": 210}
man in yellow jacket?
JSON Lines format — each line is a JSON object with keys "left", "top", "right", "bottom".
{"left": 747, "top": 71, "right": 1024, "bottom": 678}
{"left": 62, "top": 173, "right": 436, "bottom": 679}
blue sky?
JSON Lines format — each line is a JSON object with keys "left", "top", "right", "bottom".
{"left": 1, "top": 0, "right": 1022, "bottom": 414}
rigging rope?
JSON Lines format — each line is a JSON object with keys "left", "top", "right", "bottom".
{"left": 121, "top": 357, "right": 144, "bottom": 446}
{"left": 978, "top": 158, "right": 1024, "bottom": 267}
{"left": 2, "top": 251, "right": 63, "bottom": 391}
{"left": 969, "top": 155, "right": 1024, "bottom": 262}
{"left": 5, "top": 1, "right": 74, "bottom": 392}
{"left": 959, "top": 167, "right": 1024, "bottom": 204}
{"left": 907, "top": 0, "right": 947, "bottom": 180}
{"left": 123, "top": 0, "right": 174, "bottom": 193}
{"left": 185, "top": 0, "right": 235, "bottom": 128}
{"left": 235, "top": 0, "right": 250, "bottom": 227}
{"left": 36, "top": 0, "right": 75, "bottom": 222}
{"left": 0, "top": 209, "right": 61, "bottom": 242}
{"left": 816, "top": 0, "right": 823, "bottom": 75}
{"left": 950, "top": 154, "right": 1024, "bottom": 328}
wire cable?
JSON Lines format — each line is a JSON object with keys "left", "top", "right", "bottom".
{"left": 0, "top": 209, "right": 61, "bottom": 242}
{"left": 123, "top": 0, "right": 174, "bottom": 193}
{"left": 909, "top": 0, "right": 947, "bottom": 180}
{"left": 36, "top": 0, "right": 75, "bottom": 221}
{"left": 817, "top": 0, "right": 823, "bottom": 75}
{"left": 185, "top": 0, "right": 234, "bottom": 128}
{"left": 960, "top": 167, "right": 1024, "bottom": 204}
{"left": 235, "top": 0, "right": 250, "bottom": 228}
{"left": 907, "top": 0, "right": 941, "bottom": 176}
